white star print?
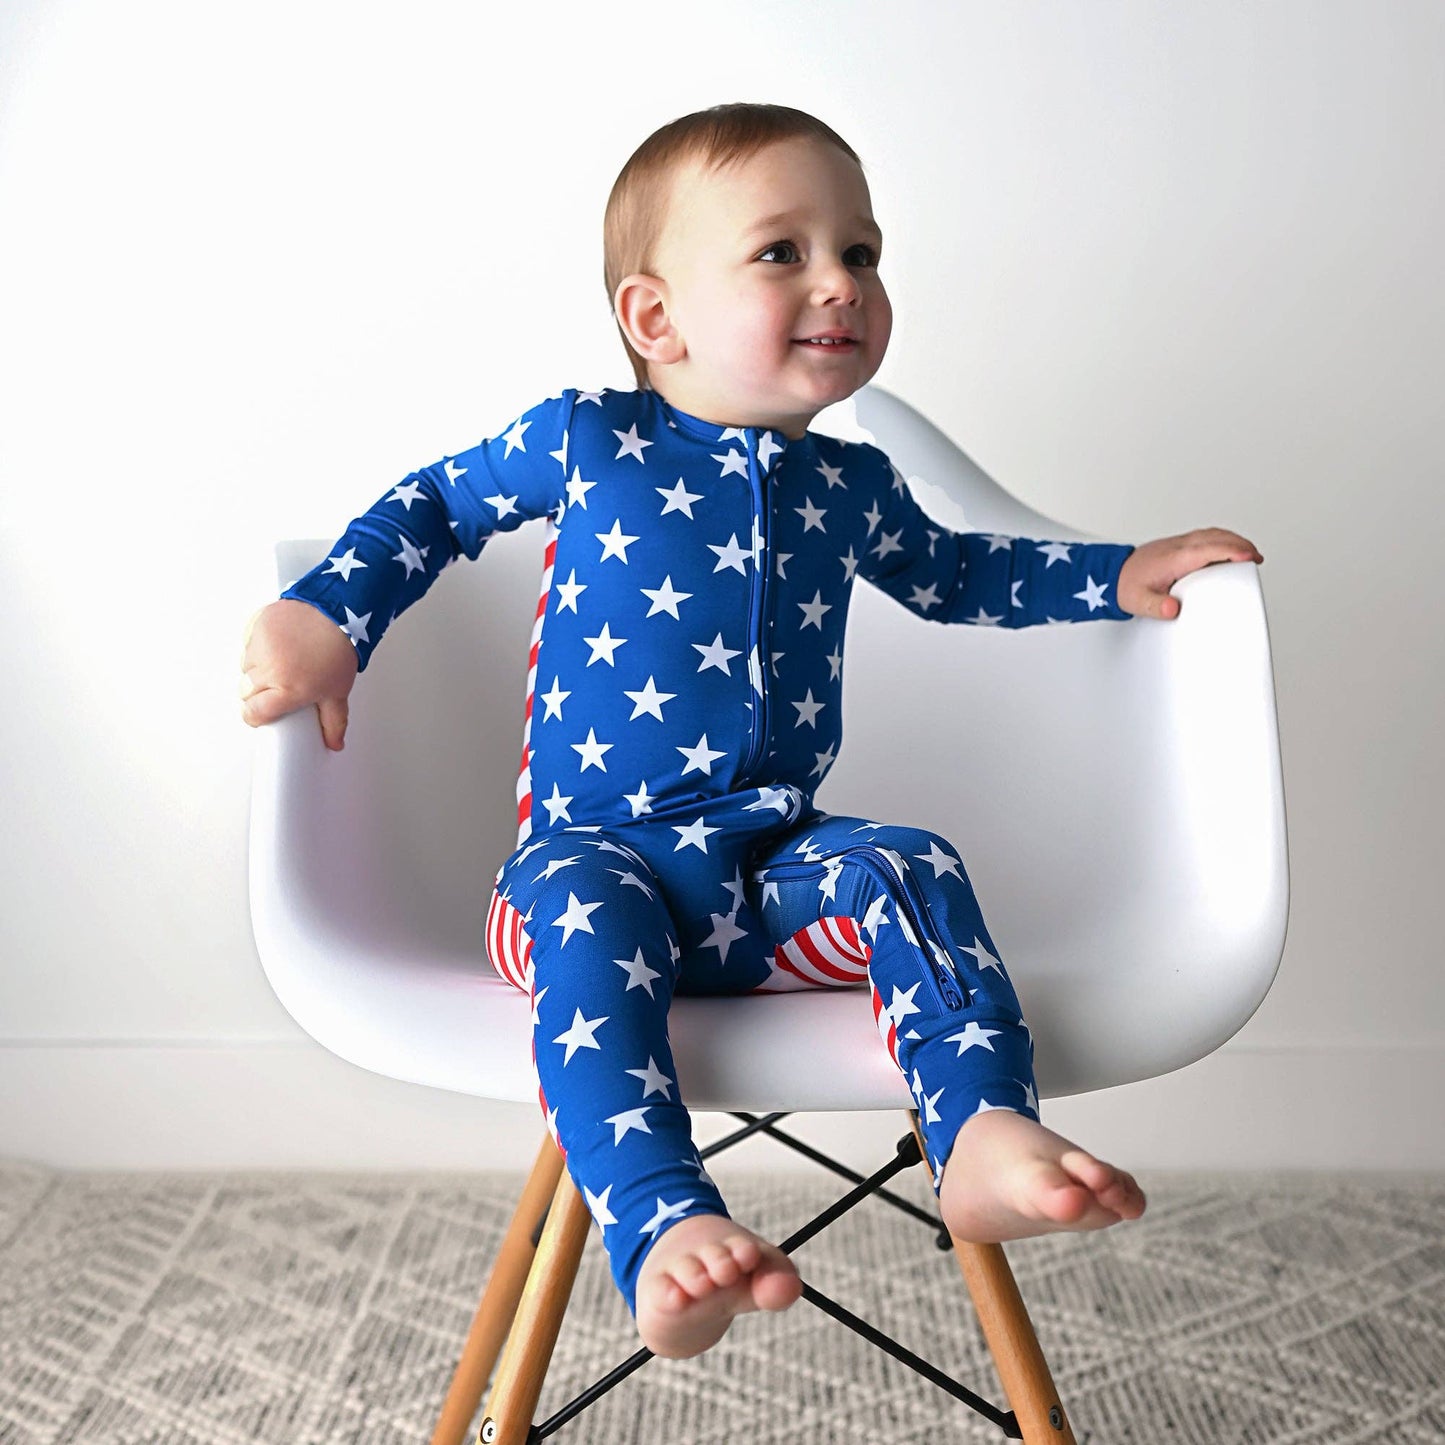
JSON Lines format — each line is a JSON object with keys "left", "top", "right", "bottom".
{"left": 967, "top": 607, "right": 1004, "bottom": 626}
{"left": 553, "top": 569, "right": 587, "bottom": 613}
{"left": 641, "top": 576, "right": 693, "bottom": 618}
{"left": 884, "top": 982, "right": 923, "bottom": 1028}
{"left": 701, "top": 910, "right": 748, "bottom": 963}
{"left": 798, "top": 591, "right": 833, "bottom": 631}
{"left": 871, "top": 529, "right": 904, "bottom": 561}
{"left": 553, "top": 1007, "right": 608, "bottom": 1064}
{"left": 571, "top": 728, "right": 613, "bottom": 772}
{"left": 551, "top": 892, "right": 603, "bottom": 946}
{"left": 393, "top": 535, "right": 429, "bottom": 578}
{"left": 960, "top": 937, "right": 1005, "bottom": 975}
{"left": 387, "top": 481, "right": 426, "bottom": 510}
{"left": 623, "top": 781, "right": 656, "bottom": 817}
{"left": 540, "top": 677, "right": 570, "bottom": 721}
{"left": 582, "top": 621, "right": 627, "bottom": 666}
{"left": 501, "top": 416, "right": 531, "bottom": 457}
{"left": 708, "top": 533, "right": 750, "bottom": 575}
{"left": 693, "top": 633, "right": 741, "bottom": 674}
{"left": 626, "top": 1056, "right": 674, "bottom": 1099}
{"left": 745, "top": 786, "right": 795, "bottom": 816}
{"left": 639, "top": 1194, "right": 696, "bottom": 1235}
{"left": 944, "top": 1022, "right": 1003, "bottom": 1055}
{"left": 541, "top": 784, "right": 573, "bottom": 825}
{"left": 484, "top": 492, "right": 519, "bottom": 519}
{"left": 677, "top": 734, "right": 726, "bottom": 776}
{"left": 565, "top": 467, "right": 596, "bottom": 509}
{"left": 861, "top": 894, "right": 891, "bottom": 944}
{"left": 623, "top": 676, "right": 676, "bottom": 721}
{"left": 795, "top": 498, "right": 827, "bottom": 532}
{"left": 791, "top": 689, "right": 825, "bottom": 728}
{"left": 1038, "top": 541, "right": 1073, "bottom": 567}
{"left": 596, "top": 519, "right": 640, "bottom": 563}
{"left": 612, "top": 423, "right": 653, "bottom": 463}
{"left": 914, "top": 841, "right": 964, "bottom": 881}
{"left": 712, "top": 449, "right": 748, "bottom": 478}
{"left": 606, "top": 1107, "right": 654, "bottom": 1145}
{"left": 657, "top": 478, "right": 703, "bottom": 518}
{"left": 1075, "top": 576, "right": 1110, "bottom": 610}
{"left": 325, "top": 548, "right": 367, "bottom": 581}
{"left": 608, "top": 869, "right": 656, "bottom": 899}
{"left": 340, "top": 608, "right": 371, "bottom": 646}
{"left": 444, "top": 458, "right": 467, "bottom": 485}
{"left": 585, "top": 1184, "right": 617, "bottom": 1229}
{"left": 614, "top": 948, "right": 662, "bottom": 996}
{"left": 673, "top": 817, "right": 719, "bottom": 853}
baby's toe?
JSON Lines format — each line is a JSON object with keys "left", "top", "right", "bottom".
{"left": 698, "top": 1241, "right": 745, "bottom": 1288}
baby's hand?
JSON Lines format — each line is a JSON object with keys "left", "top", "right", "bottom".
{"left": 1117, "top": 528, "right": 1264, "bottom": 620}
{"left": 240, "top": 599, "right": 359, "bottom": 750}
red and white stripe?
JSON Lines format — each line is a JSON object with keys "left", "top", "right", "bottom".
{"left": 515, "top": 518, "right": 560, "bottom": 845}
{"left": 771, "top": 915, "right": 871, "bottom": 986}
{"left": 485, "top": 887, "right": 534, "bottom": 992}
{"left": 870, "top": 980, "right": 903, "bottom": 1070}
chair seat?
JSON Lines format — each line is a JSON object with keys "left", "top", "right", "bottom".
{"left": 249, "top": 386, "right": 1287, "bottom": 1113}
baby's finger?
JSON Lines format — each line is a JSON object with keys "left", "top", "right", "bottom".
{"left": 316, "top": 696, "right": 349, "bottom": 752}
{"left": 241, "top": 684, "right": 295, "bottom": 728}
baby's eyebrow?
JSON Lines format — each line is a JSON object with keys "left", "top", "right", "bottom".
{"left": 743, "top": 211, "right": 883, "bottom": 242}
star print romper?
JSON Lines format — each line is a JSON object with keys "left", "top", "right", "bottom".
{"left": 281, "top": 386, "right": 1135, "bottom": 1314}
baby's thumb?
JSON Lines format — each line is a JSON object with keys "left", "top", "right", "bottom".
{"left": 316, "top": 696, "right": 349, "bottom": 751}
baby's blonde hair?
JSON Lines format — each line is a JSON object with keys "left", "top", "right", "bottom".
{"left": 603, "top": 102, "right": 864, "bottom": 391}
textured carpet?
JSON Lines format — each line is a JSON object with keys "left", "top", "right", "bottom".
{"left": 0, "top": 1158, "right": 1441, "bottom": 1444}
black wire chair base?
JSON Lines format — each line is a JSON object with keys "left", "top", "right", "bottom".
{"left": 487, "top": 1111, "right": 1021, "bottom": 1444}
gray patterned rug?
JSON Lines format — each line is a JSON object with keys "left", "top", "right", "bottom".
{"left": 0, "top": 1158, "right": 1440, "bottom": 1444}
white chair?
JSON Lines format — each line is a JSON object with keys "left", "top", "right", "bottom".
{"left": 249, "top": 384, "right": 1288, "bottom": 1445}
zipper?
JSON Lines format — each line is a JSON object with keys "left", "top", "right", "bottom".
{"left": 756, "top": 849, "right": 968, "bottom": 1012}
{"left": 740, "top": 430, "right": 770, "bottom": 780}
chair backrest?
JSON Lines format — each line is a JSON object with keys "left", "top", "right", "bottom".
{"left": 250, "top": 385, "right": 1288, "bottom": 1107}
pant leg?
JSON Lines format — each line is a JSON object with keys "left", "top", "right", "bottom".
{"left": 494, "top": 828, "right": 729, "bottom": 1314}
{"left": 747, "top": 809, "right": 1039, "bottom": 1190}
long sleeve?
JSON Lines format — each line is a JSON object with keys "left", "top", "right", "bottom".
{"left": 281, "top": 389, "right": 578, "bottom": 670}
{"left": 854, "top": 444, "right": 1135, "bottom": 627}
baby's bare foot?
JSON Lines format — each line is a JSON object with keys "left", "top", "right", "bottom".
{"left": 938, "top": 1108, "right": 1147, "bottom": 1244}
{"left": 634, "top": 1213, "right": 803, "bottom": 1358}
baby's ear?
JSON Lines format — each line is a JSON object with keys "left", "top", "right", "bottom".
{"left": 614, "top": 273, "right": 684, "bottom": 364}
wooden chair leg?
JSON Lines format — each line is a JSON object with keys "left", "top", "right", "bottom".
{"left": 909, "top": 1113, "right": 1077, "bottom": 1444}
{"left": 477, "top": 1149, "right": 594, "bottom": 1445}
{"left": 429, "top": 1134, "right": 566, "bottom": 1445}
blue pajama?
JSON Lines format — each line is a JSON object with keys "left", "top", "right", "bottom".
{"left": 282, "top": 385, "right": 1134, "bottom": 1313}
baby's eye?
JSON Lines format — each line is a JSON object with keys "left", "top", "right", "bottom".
{"left": 758, "top": 240, "right": 800, "bottom": 264}
{"left": 757, "top": 240, "right": 879, "bottom": 267}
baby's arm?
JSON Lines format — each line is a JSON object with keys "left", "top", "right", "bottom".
{"left": 242, "top": 389, "right": 577, "bottom": 748}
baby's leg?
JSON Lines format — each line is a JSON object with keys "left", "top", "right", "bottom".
{"left": 749, "top": 813, "right": 1145, "bottom": 1242}
{"left": 496, "top": 831, "right": 798, "bottom": 1356}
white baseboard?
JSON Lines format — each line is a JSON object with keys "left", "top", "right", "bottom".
{"left": 2, "top": 1040, "right": 1440, "bottom": 1173}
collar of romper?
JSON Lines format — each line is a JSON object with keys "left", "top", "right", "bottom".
{"left": 652, "top": 390, "right": 813, "bottom": 471}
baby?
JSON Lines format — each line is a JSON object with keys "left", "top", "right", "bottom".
{"left": 242, "top": 102, "right": 1262, "bottom": 1360}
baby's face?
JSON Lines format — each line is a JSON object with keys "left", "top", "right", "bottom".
{"left": 642, "top": 135, "right": 892, "bottom": 440}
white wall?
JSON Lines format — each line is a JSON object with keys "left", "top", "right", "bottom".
{"left": 2, "top": 0, "right": 1441, "bottom": 1172}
